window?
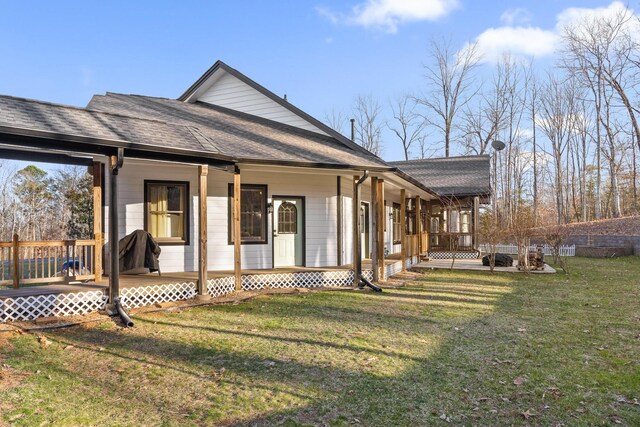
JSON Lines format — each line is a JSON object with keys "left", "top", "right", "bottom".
{"left": 278, "top": 202, "right": 297, "bottom": 234}
{"left": 460, "top": 209, "right": 471, "bottom": 233}
{"left": 228, "top": 184, "right": 267, "bottom": 244}
{"left": 392, "top": 203, "right": 401, "bottom": 244}
{"left": 145, "top": 181, "right": 189, "bottom": 245}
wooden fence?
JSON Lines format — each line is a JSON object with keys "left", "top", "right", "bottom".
{"left": 0, "top": 235, "right": 102, "bottom": 288}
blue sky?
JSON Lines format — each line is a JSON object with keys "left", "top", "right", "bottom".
{"left": 0, "top": 0, "right": 626, "bottom": 164}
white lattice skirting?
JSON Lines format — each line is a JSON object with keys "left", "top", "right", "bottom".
{"left": 428, "top": 251, "right": 480, "bottom": 260}
{"left": 1, "top": 261, "right": 411, "bottom": 322}
{"left": 242, "top": 270, "right": 355, "bottom": 291}
{"left": 207, "top": 277, "right": 236, "bottom": 297}
{"left": 0, "top": 290, "right": 107, "bottom": 322}
{"left": 120, "top": 282, "right": 197, "bottom": 309}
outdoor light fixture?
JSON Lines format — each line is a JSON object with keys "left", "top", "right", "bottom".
{"left": 267, "top": 202, "right": 274, "bottom": 214}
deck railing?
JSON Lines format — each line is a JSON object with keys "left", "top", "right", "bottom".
{"left": 0, "top": 234, "right": 101, "bottom": 288}
{"left": 429, "top": 233, "right": 475, "bottom": 252}
{"left": 478, "top": 243, "right": 576, "bottom": 257}
{"left": 406, "top": 233, "right": 429, "bottom": 257}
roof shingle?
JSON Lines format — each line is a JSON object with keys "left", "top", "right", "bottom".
{"left": 389, "top": 156, "right": 491, "bottom": 197}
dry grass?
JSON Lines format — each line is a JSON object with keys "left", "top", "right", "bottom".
{"left": 1, "top": 257, "right": 639, "bottom": 426}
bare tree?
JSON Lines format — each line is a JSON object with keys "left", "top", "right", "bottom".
{"left": 419, "top": 39, "right": 481, "bottom": 157}
{"left": 352, "top": 94, "right": 384, "bottom": 156}
{"left": 538, "top": 74, "right": 578, "bottom": 224}
{"left": 561, "top": 8, "right": 640, "bottom": 218}
{"left": 478, "top": 209, "right": 505, "bottom": 273}
{"left": 389, "top": 95, "right": 427, "bottom": 160}
{"left": 324, "top": 108, "right": 349, "bottom": 136}
{"left": 461, "top": 58, "right": 510, "bottom": 155}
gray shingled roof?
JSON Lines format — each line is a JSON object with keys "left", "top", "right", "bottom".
{"left": 0, "top": 93, "right": 388, "bottom": 169}
{"left": 86, "top": 93, "right": 388, "bottom": 168}
{"left": 0, "top": 95, "right": 229, "bottom": 158}
{"left": 389, "top": 156, "right": 491, "bottom": 197}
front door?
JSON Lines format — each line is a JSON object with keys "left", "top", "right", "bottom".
{"left": 273, "top": 197, "right": 304, "bottom": 267}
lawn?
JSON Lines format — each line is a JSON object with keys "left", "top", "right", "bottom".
{"left": 1, "top": 257, "right": 639, "bottom": 426}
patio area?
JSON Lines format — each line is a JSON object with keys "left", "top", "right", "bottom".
{"left": 415, "top": 258, "right": 557, "bottom": 273}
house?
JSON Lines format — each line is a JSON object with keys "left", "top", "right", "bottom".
{"left": 390, "top": 156, "right": 491, "bottom": 259}
{"left": 0, "top": 60, "right": 450, "bottom": 322}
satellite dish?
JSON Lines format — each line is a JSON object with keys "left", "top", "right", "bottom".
{"left": 491, "top": 140, "right": 506, "bottom": 151}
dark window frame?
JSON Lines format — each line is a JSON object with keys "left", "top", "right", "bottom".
{"left": 144, "top": 180, "right": 190, "bottom": 246}
{"left": 227, "top": 183, "right": 268, "bottom": 245}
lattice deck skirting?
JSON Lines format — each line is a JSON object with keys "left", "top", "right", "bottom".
{"left": 428, "top": 251, "right": 480, "bottom": 260}
{"left": 1, "top": 261, "right": 410, "bottom": 322}
{"left": 0, "top": 290, "right": 107, "bottom": 322}
{"left": 207, "top": 276, "right": 235, "bottom": 297}
{"left": 120, "top": 282, "right": 197, "bottom": 309}
{"left": 241, "top": 270, "right": 355, "bottom": 291}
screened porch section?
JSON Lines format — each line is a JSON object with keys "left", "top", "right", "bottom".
{"left": 428, "top": 203, "right": 475, "bottom": 252}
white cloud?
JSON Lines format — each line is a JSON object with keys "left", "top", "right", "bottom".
{"left": 474, "top": 1, "right": 638, "bottom": 63}
{"left": 556, "top": 1, "right": 630, "bottom": 29}
{"left": 500, "top": 8, "right": 532, "bottom": 26}
{"left": 475, "top": 26, "right": 558, "bottom": 62}
{"left": 317, "top": 0, "right": 459, "bottom": 33}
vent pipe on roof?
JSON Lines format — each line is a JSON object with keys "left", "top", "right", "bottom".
{"left": 350, "top": 118, "right": 355, "bottom": 142}
{"left": 283, "top": 94, "right": 288, "bottom": 102}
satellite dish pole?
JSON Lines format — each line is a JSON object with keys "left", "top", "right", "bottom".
{"left": 491, "top": 141, "right": 506, "bottom": 221}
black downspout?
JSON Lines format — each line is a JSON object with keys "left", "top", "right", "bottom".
{"left": 354, "top": 171, "right": 368, "bottom": 285}
{"left": 108, "top": 148, "right": 133, "bottom": 326}
{"left": 353, "top": 171, "right": 381, "bottom": 292}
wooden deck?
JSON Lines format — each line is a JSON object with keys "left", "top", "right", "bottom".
{"left": 0, "top": 259, "right": 401, "bottom": 299}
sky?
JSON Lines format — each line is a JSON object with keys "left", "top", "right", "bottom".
{"left": 0, "top": 0, "right": 631, "bottom": 166}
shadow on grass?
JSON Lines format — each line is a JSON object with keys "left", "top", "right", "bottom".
{"left": 9, "top": 260, "right": 635, "bottom": 426}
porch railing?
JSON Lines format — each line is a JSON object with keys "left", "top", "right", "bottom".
{"left": 429, "top": 233, "right": 475, "bottom": 252}
{"left": 406, "top": 232, "right": 429, "bottom": 257}
{"left": 0, "top": 234, "right": 101, "bottom": 288}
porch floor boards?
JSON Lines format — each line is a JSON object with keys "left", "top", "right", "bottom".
{"left": 0, "top": 258, "right": 401, "bottom": 299}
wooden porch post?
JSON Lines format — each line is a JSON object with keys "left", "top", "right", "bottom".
{"left": 92, "top": 162, "right": 103, "bottom": 282}
{"left": 415, "top": 196, "right": 422, "bottom": 259}
{"left": 337, "top": 176, "right": 342, "bottom": 266}
{"left": 370, "top": 177, "right": 379, "bottom": 283}
{"left": 400, "top": 189, "right": 406, "bottom": 272}
{"left": 12, "top": 234, "right": 19, "bottom": 288}
{"left": 473, "top": 196, "right": 480, "bottom": 251}
{"left": 198, "top": 165, "right": 208, "bottom": 296}
{"left": 352, "top": 175, "right": 360, "bottom": 286}
{"left": 233, "top": 169, "right": 242, "bottom": 290}
{"left": 378, "top": 179, "right": 385, "bottom": 281}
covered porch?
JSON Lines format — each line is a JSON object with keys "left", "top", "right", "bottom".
{"left": 0, "top": 258, "right": 406, "bottom": 322}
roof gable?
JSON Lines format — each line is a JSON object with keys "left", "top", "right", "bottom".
{"left": 179, "top": 61, "right": 331, "bottom": 135}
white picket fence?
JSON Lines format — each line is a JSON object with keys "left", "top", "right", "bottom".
{"left": 478, "top": 243, "right": 576, "bottom": 257}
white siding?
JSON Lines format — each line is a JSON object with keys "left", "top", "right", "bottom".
{"left": 105, "top": 161, "right": 407, "bottom": 274}
{"left": 197, "top": 72, "right": 329, "bottom": 135}
{"left": 106, "top": 161, "right": 340, "bottom": 273}
{"left": 206, "top": 168, "right": 338, "bottom": 270}
{"left": 105, "top": 161, "right": 199, "bottom": 273}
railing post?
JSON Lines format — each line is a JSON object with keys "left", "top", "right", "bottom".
{"left": 12, "top": 234, "right": 19, "bottom": 289}
{"left": 93, "top": 161, "right": 103, "bottom": 282}
{"left": 400, "top": 189, "right": 406, "bottom": 271}
{"left": 233, "top": 168, "right": 242, "bottom": 291}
